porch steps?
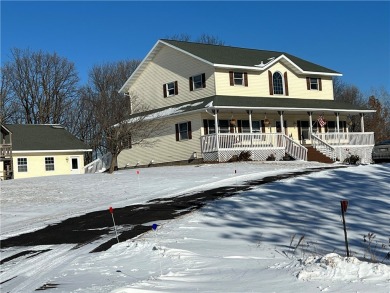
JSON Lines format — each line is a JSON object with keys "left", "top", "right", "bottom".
{"left": 306, "top": 146, "right": 334, "bottom": 164}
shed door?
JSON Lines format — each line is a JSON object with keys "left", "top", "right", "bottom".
{"left": 70, "top": 157, "right": 80, "bottom": 174}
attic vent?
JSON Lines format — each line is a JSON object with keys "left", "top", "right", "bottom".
{"left": 51, "top": 125, "right": 64, "bottom": 129}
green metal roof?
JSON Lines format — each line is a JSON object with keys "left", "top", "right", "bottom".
{"left": 161, "top": 39, "right": 341, "bottom": 74}
{"left": 5, "top": 124, "right": 91, "bottom": 151}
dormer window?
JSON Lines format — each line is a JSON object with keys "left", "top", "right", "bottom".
{"left": 306, "top": 77, "right": 322, "bottom": 91}
{"left": 163, "top": 81, "right": 178, "bottom": 97}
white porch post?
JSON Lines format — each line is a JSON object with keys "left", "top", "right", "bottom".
{"left": 213, "top": 109, "right": 219, "bottom": 152}
{"left": 335, "top": 112, "right": 340, "bottom": 145}
{"left": 278, "top": 111, "right": 284, "bottom": 134}
{"left": 247, "top": 110, "right": 253, "bottom": 133}
{"left": 360, "top": 113, "right": 365, "bottom": 132}
{"left": 308, "top": 112, "right": 313, "bottom": 136}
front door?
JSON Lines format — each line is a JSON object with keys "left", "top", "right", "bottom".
{"left": 297, "top": 121, "right": 310, "bottom": 144}
{"left": 70, "top": 157, "right": 80, "bottom": 174}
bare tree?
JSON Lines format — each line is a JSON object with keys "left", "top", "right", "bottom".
{"left": 196, "top": 33, "right": 225, "bottom": 45}
{"left": 165, "top": 33, "right": 226, "bottom": 45}
{"left": 333, "top": 77, "right": 366, "bottom": 131}
{"left": 81, "top": 60, "right": 167, "bottom": 173}
{"left": 1, "top": 48, "right": 79, "bottom": 124}
{"left": 0, "top": 67, "right": 18, "bottom": 124}
{"left": 364, "top": 88, "right": 390, "bottom": 142}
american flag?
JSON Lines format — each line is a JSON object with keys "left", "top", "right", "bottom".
{"left": 318, "top": 115, "right": 327, "bottom": 127}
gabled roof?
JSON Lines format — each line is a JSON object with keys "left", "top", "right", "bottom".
{"left": 119, "top": 39, "right": 342, "bottom": 93}
{"left": 5, "top": 124, "right": 91, "bottom": 152}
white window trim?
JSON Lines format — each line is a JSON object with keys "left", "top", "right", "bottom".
{"left": 273, "top": 71, "right": 285, "bottom": 95}
{"left": 165, "top": 81, "right": 176, "bottom": 97}
{"left": 45, "top": 157, "right": 55, "bottom": 171}
{"left": 17, "top": 157, "right": 28, "bottom": 172}
{"left": 192, "top": 74, "right": 204, "bottom": 90}
{"left": 233, "top": 72, "right": 244, "bottom": 86}
{"left": 310, "top": 78, "right": 319, "bottom": 90}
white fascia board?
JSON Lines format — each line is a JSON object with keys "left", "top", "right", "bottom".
{"left": 213, "top": 106, "right": 375, "bottom": 113}
{"left": 119, "top": 40, "right": 162, "bottom": 94}
{"left": 12, "top": 149, "right": 93, "bottom": 154}
{"left": 160, "top": 40, "right": 214, "bottom": 66}
{"left": 214, "top": 64, "right": 264, "bottom": 71}
{"left": 215, "top": 55, "right": 342, "bottom": 77}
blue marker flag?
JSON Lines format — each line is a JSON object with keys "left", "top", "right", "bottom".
{"left": 152, "top": 223, "right": 158, "bottom": 231}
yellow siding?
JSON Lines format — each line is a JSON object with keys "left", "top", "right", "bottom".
{"left": 12, "top": 152, "right": 85, "bottom": 179}
{"left": 130, "top": 46, "right": 216, "bottom": 110}
{"left": 215, "top": 63, "right": 334, "bottom": 100}
{"left": 118, "top": 113, "right": 203, "bottom": 167}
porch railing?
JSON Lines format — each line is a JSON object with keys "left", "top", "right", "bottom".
{"left": 311, "top": 134, "right": 336, "bottom": 161}
{"left": 0, "top": 144, "right": 12, "bottom": 157}
{"left": 200, "top": 133, "right": 307, "bottom": 161}
{"left": 283, "top": 135, "right": 308, "bottom": 161}
{"left": 314, "top": 132, "right": 375, "bottom": 146}
{"left": 201, "top": 133, "right": 282, "bottom": 153}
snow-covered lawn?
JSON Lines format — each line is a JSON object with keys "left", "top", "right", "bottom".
{"left": 1, "top": 161, "right": 389, "bottom": 292}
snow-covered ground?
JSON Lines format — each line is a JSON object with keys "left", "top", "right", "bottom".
{"left": 1, "top": 161, "right": 389, "bottom": 292}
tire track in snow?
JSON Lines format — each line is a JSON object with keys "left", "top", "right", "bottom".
{"left": 1, "top": 244, "right": 91, "bottom": 292}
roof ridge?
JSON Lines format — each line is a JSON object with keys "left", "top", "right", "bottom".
{"left": 160, "top": 39, "right": 284, "bottom": 54}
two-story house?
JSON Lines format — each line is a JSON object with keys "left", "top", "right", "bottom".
{"left": 117, "top": 39, "right": 375, "bottom": 167}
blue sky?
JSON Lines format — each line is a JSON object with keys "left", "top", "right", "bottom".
{"left": 1, "top": 1, "right": 389, "bottom": 97}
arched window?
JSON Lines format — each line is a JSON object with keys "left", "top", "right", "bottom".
{"left": 273, "top": 72, "right": 284, "bottom": 95}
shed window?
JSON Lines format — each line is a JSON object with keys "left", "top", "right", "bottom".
{"left": 45, "top": 157, "right": 55, "bottom": 171}
{"left": 18, "top": 158, "right": 28, "bottom": 172}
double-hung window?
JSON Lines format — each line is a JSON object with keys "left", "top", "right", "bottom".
{"left": 18, "top": 158, "right": 28, "bottom": 172}
{"left": 306, "top": 77, "right": 322, "bottom": 91}
{"left": 189, "top": 73, "right": 206, "bottom": 91}
{"left": 229, "top": 71, "right": 248, "bottom": 86}
{"left": 163, "top": 81, "right": 178, "bottom": 97}
{"left": 175, "top": 121, "right": 192, "bottom": 141}
{"left": 45, "top": 157, "right": 55, "bottom": 171}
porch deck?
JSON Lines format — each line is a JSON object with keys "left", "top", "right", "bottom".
{"left": 200, "top": 132, "right": 374, "bottom": 164}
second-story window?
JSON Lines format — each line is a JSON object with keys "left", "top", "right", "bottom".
{"left": 163, "top": 81, "right": 178, "bottom": 97}
{"left": 229, "top": 71, "right": 248, "bottom": 86}
{"left": 273, "top": 72, "right": 284, "bottom": 95}
{"left": 306, "top": 77, "right": 322, "bottom": 91}
{"left": 189, "top": 73, "right": 206, "bottom": 91}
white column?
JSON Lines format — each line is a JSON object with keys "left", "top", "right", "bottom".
{"left": 360, "top": 113, "right": 365, "bottom": 132}
{"left": 308, "top": 112, "right": 313, "bottom": 136}
{"left": 278, "top": 111, "right": 284, "bottom": 134}
{"left": 248, "top": 110, "right": 253, "bottom": 133}
{"left": 335, "top": 112, "right": 340, "bottom": 145}
{"left": 214, "top": 110, "right": 219, "bottom": 151}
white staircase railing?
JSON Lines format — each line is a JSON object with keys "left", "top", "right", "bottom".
{"left": 84, "top": 152, "right": 112, "bottom": 174}
{"left": 311, "top": 133, "right": 336, "bottom": 161}
{"left": 282, "top": 135, "right": 307, "bottom": 161}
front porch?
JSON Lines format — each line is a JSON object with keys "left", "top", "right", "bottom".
{"left": 200, "top": 132, "right": 374, "bottom": 164}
